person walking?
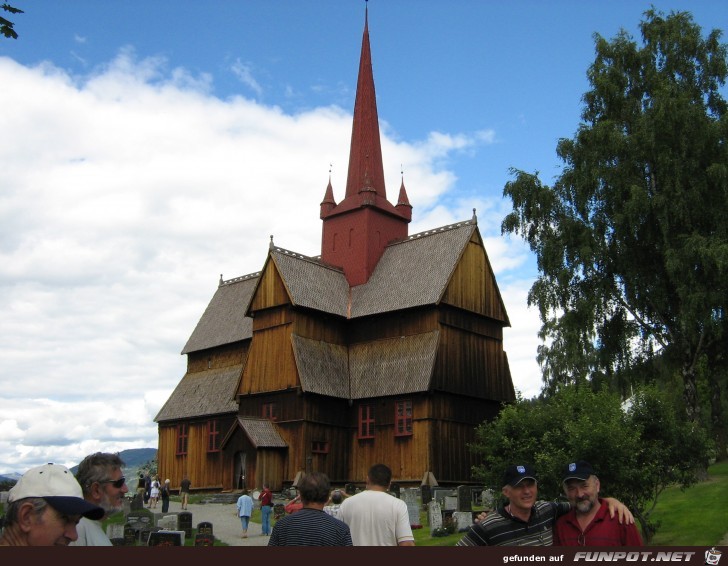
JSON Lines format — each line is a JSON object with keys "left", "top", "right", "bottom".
{"left": 258, "top": 483, "right": 273, "bottom": 536}
{"left": 70, "top": 452, "right": 129, "bottom": 546}
{"left": 268, "top": 472, "right": 352, "bottom": 546}
{"left": 338, "top": 463, "right": 414, "bottom": 546}
{"left": 180, "top": 474, "right": 191, "bottom": 510}
{"left": 236, "top": 489, "right": 254, "bottom": 538}
{"left": 160, "top": 479, "right": 171, "bottom": 513}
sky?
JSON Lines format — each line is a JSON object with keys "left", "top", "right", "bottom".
{"left": 0, "top": 0, "right": 725, "bottom": 475}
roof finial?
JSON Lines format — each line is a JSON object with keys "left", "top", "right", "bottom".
{"left": 269, "top": 235, "right": 274, "bottom": 250}
{"left": 472, "top": 208, "right": 477, "bottom": 223}
{"left": 219, "top": 274, "right": 223, "bottom": 286}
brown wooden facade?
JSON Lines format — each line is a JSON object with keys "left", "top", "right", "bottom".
{"left": 155, "top": 11, "right": 516, "bottom": 493}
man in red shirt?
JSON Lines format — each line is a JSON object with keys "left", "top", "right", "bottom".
{"left": 553, "top": 460, "right": 643, "bottom": 546}
{"left": 258, "top": 483, "right": 273, "bottom": 536}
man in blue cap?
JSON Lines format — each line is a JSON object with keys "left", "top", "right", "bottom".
{"left": 456, "top": 463, "right": 633, "bottom": 546}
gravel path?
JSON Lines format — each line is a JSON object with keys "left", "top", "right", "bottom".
{"left": 164, "top": 501, "right": 271, "bottom": 546}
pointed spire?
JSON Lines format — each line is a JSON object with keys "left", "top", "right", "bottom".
{"left": 396, "top": 169, "right": 412, "bottom": 220}
{"left": 320, "top": 165, "right": 337, "bottom": 218}
{"left": 345, "top": 3, "right": 386, "bottom": 200}
{"left": 269, "top": 235, "right": 275, "bottom": 250}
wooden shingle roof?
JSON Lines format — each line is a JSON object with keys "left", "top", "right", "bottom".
{"left": 292, "top": 331, "right": 439, "bottom": 400}
{"left": 181, "top": 274, "right": 258, "bottom": 355}
{"left": 223, "top": 417, "right": 287, "bottom": 448}
{"left": 155, "top": 365, "right": 241, "bottom": 422}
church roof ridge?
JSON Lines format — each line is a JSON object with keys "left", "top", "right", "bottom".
{"left": 220, "top": 272, "right": 261, "bottom": 286}
{"left": 395, "top": 217, "right": 477, "bottom": 245}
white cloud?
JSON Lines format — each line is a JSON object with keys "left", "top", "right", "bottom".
{"left": 231, "top": 58, "right": 263, "bottom": 98}
{"left": 0, "top": 52, "right": 543, "bottom": 474}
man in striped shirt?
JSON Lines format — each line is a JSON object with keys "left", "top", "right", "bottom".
{"left": 456, "top": 464, "right": 633, "bottom": 546}
{"left": 268, "top": 471, "right": 352, "bottom": 546}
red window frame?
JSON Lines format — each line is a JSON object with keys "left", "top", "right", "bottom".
{"left": 395, "top": 399, "right": 413, "bottom": 436}
{"left": 262, "top": 402, "right": 277, "bottom": 421}
{"left": 358, "top": 403, "right": 375, "bottom": 439}
{"left": 176, "top": 423, "right": 188, "bottom": 455}
{"left": 312, "top": 440, "right": 329, "bottom": 454}
{"left": 207, "top": 419, "right": 220, "bottom": 453}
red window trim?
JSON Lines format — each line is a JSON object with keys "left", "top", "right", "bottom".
{"left": 312, "top": 440, "right": 329, "bottom": 454}
{"left": 207, "top": 419, "right": 220, "bottom": 453}
{"left": 262, "top": 402, "right": 277, "bottom": 421}
{"left": 176, "top": 423, "right": 188, "bottom": 455}
{"left": 394, "top": 399, "right": 413, "bottom": 437}
{"left": 358, "top": 403, "right": 375, "bottom": 439}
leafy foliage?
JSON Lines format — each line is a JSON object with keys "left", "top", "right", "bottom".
{"left": 469, "top": 385, "right": 712, "bottom": 540}
{"left": 1, "top": 3, "right": 23, "bottom": 39}
{"left": 501, "top": 8, "right": 728, "bottom": 449}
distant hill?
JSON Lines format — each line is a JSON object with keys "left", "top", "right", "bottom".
{"left": 69, "top": 447, "right": 157, "bottom": 474}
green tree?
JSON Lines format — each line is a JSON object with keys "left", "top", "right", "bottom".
{"left": 469, "top": 385, "right": 712, "bottom": 541}
{"left": 1, "top": 3, "right": 23, "bottom": 39}
{"left": 501, "top": 9, "right": 728, "bottom": 450}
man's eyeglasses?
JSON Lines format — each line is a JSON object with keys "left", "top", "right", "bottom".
{"left": 99, "top": 476, "right": 126, "bottom": 488}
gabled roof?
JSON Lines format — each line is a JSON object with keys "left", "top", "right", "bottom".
{"left": 351, "top": 220, "right": 476, "bottom": 317}
{"left": 155, "top": 365, "right": 241, "bottom": 422}
{"left": 220, "top": 417, "right": 288, "bottom": 449}
{"left": 292, "top": 331, "right": 439, "bottom": 400}
{"left": 181, "top": 274, "right": 258, "bottom": 355}
{"left": 260, "top": 219, "right": 478, "bottom": 319}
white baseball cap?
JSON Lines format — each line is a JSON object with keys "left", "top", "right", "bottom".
{"left": 8, "top": 463, "right": 104, "bottom": 520}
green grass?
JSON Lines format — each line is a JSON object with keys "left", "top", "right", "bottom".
{"left": 648, "top": 460, "right": 728, "bottom": 546}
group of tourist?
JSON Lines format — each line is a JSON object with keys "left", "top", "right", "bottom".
{"left": 0, "top": 453, "right": 642, "bottom": 547}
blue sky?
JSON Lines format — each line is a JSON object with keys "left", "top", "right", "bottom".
{"left": 0, "top": 1, "right": 725, "bottom": 475}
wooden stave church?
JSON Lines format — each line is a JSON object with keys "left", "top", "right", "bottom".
{"left": 155, "top": 8, "right": 516, "bottom": 493}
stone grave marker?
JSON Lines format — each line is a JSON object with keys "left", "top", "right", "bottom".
{"left": 123, "top": 524, "right": 137, "bottom": 546}
{"left": 427, "top": 500, "right": 443, "bottom": 536}
{"left": 457, "top": 485, "right": 472, "bottom": 512}
{"left": 106, "top": 523, "right": 125, "bottom": 541}
{"left": 444, "top": 494, "right": 458, "bottom": 511}
{"left": 148, "top": 530, "right": 183, "bottom": 546}
{"left": 389, "top": 483, "right": 401, "bottom": 499}
{"left": 402, "top": 488, "right": 422, "bottom": 528}
{"left": 197, "top": 521, "right": 214, "bottom": 536}
{"left": 177, "top": 511, "right": 193, "bottom": 537}
{"left": 420, "top": 484, "right": 432, "bottom": 506}
{"left": 452, "top": 511, "right": 473, "bottom": 532}
{"left": 158, "top": 514, "right": 177, "bottom": 530}
{"left": 126, "top": 510, "right": 153, "bottom": 543}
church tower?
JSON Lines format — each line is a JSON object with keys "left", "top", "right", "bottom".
{"left": 320, "top": 7, "right": 411, "bottom": 287}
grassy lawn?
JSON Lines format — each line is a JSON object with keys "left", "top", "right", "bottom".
{"left": 648, "top": 460, "right": 728, "bottom": 546}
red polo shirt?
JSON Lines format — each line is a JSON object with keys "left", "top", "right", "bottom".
{"left": 553, "top": 499, "right": 643, "bottom": 546}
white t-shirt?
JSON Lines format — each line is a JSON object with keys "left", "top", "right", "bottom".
{"left": 338, "top": 489, "right": 414, "bottom": 546}
{"left": 69, "top": 517, "right": 112, "bottom": 546}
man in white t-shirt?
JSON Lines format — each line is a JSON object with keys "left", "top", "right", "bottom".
{"left": 338, "top": 463, "right": 415, "bottom": 546}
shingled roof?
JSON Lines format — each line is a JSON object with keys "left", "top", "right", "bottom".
{"left": 221, "top": 417, "right": 288, "bottom": 449}
{"left": 291, "top": 331, "right": 439, "bottom": 400}
{"left": 181, "top": 274, "right": 258, "bottom": 355}
{"left": 155, "top": 365, "right": 241, "bottom": 422}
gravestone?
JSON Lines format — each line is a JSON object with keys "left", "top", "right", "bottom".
{"left": 427, "top": 500, "right": 443, "bottom": 536}
{"left": 158, "top": 514, "right": 177, "bottom": 531}
{"left": 142, "top": 526, "right": 161, "bottom": 545}
{"left": 389, "top": 483, "right": 401, "bottom": 499}
{"left": 402, "top": 488, "right": 422, "bottom": 528}
{"left": 126, "top": 510, "right": 153, "bottom": 543}
{"left": 106, "top": 523, "right": 125, "bottom": 542}
{"left": 177, "top": 511, "right": 193, "bottom": 537}
{"left": 123, "top": 524, "right": 137, "bottom": 546}
{"left": 130, "top": 493, "right": 143, "bottom": 511}
{"left": 444, "top": 495, "right": 458, "bottom": 511}
{"left": 148, "top": 530, "right": 183, "bottom": 546}
{"left": 420, "top": 484, "right": 432, "bottom": 506}
{"left": 195, "top": 533, "right": 215, "bottom": 546}
{"left": 432, "top": 487, "right": 456, "bottom": 509}
{"left": 197, "top": 521, "right": 214, "bottom": 536}
{"left": 452, "top": 511, "right": 473, "bottom": 532}
{"left": 457, "top": 485, "right": 472, "bottom": 512}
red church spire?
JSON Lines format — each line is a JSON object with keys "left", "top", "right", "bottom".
{"left": 320, "top": 4, "right": 411, "bottom": 287}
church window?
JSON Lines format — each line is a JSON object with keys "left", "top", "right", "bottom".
{"left": 312, "top": 440, "right": 329, "bottom": 454}
{"left": 207, "top": 419, "right": 220, "bottom": 452}
{"left": 358, "top": 403, "right": 375, "bottom": 439}
{"left": 176, "top": 423, "right": 188, "bottom": 455}
{"left": 262, "top": 402, "right": 277, "bottom": 421}
{"left": 394, "top": 399, "right": 413, "bottom": 436}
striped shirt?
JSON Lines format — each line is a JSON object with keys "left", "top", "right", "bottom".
{"left": 456, "top": 501, "right": 571, "bottom": 546}
{"left": 268, "top": 508, "right": 353, "bottom": 546}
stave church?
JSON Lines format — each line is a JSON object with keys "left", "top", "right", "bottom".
{"left": 155, "top": 7, "right": 516, "bottom": 493}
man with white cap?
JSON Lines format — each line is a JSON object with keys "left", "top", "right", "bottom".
{"left": 553, "top": 460, "right": 642, "bottom": 546}
{"left": 0, "top": 463, "right": 104, "bottom": 546}
{"left": 456, "top": 463, "right": 633, "bottom": 546}
{"left": 70, "top": 452, "right": 128, "bottom": 546}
